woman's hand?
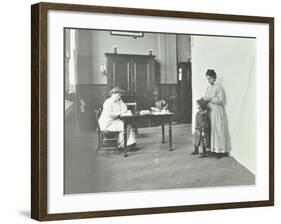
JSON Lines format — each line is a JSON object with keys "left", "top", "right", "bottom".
{"left": 203, "top": 96, "right": 212, "bottom": 102}
{"left": 114, "top": 112, "right": 121, "bottom": 119}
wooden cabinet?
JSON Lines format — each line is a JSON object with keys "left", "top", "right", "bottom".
{"left": 105, "top": 53, "right": 158, "bottom": 110}
{"left": 106, "top": 55, "right": 131, "bottom": 94}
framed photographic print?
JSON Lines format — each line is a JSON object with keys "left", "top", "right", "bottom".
{"left": 31, "top": 2, "right": 274, "bottom": 221}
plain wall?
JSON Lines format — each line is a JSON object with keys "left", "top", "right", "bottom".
{"left": 177, "top": 34, "right": 191, "bottom": 62}
{"left": 191, "top": 36, "right": 257, "bottom": 174}
{"left": 75, "top": 30, "right": 188, "bottom": 84}
{"left": 76, "top": 30, "right": 94, "bottom": 84}
{"left": 158, "top": 34, "right": 178, "bottom": 83}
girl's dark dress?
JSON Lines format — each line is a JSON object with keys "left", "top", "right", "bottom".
{"left": 194, "top": 110, "right": 210, "bottom": 148}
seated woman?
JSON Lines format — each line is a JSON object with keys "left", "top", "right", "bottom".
{"left": 98, "top": 87, "right": 136, "bottom": 149}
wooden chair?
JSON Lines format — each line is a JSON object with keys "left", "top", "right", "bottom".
{"left": 124, "top": 102, "right": 138, "bottom": 136}
{"left": 94, "top": 108, "right": 119, "bottom": 153}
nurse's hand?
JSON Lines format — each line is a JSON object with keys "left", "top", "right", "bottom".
{"left": 203, "top": 96, "right": 211, "bottom": 101}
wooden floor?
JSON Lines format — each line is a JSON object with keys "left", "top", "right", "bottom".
{"left": 64, "top": 121, "right": 255, "bottom": 194}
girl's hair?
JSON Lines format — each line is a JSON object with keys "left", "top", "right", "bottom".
{"left": 196, "top": 98, "right": 209, "bottom": 110}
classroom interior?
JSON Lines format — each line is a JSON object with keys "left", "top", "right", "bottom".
{"left": 64, "top": 29, "right": 256, "bottom": 194}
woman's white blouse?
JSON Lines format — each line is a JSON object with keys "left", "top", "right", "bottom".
{"left": 98, "top": 97, "right": 127, "bottom": 130}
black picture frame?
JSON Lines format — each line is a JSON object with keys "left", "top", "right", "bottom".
{"left": 31, "top": 2, "right": 274, "bottom": 221}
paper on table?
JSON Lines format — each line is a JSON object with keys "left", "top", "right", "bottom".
{"left": 151, "top": 109, "right": 170, "bottom": 115}
{"left": 121, "top": 110, "right": 132, "bottom": 116}
{"left": 140, "top": 110, "right": 151, "bottom": 115}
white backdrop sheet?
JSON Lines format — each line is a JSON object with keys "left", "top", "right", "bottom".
{"left": 191, "top": 36, "right": 257, "bottom": 174}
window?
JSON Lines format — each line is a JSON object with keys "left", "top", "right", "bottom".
{"left": 65, "top": 29, "right": 77, "bottom": 94}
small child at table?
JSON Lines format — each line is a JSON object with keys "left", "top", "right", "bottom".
{"left": 153, "top": 90, "right": 168, "bottom": 111}
{"left": 190, "top": 98, "right": 210, "bottom": 158}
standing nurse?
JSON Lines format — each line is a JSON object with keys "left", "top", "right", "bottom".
{"left": 204, "top": 69, "right": 231, "bottom": 157}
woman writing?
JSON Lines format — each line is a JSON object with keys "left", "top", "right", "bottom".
{"left": 99, "top": 87, "right": 136, "bottom": 149}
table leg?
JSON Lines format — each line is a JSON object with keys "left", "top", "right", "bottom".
{"left": 123, "top": 122, "right": 128, "bottom": 157}
{"left": 161, "top": 124, "right": 165, "bottom": 143}
{"left": 169, "top": 120, "right": 172, "bottom": 151}
{"left": 133, "top": 123, "right": 138, "bottom": 136}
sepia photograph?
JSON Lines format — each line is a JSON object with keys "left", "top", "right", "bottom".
{"left": 63, "top": 28, "right": 256, "bottom": 194}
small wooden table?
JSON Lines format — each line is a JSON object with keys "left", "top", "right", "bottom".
{"left": 120, "top": 112, "right": 174, "bottom": 157}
